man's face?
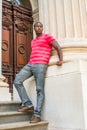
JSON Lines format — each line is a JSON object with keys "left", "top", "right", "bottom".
{"left": 34, "top": 23, "right": 43, "bottom": 34}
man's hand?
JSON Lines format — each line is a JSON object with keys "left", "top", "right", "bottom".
{"left": 56, "top": 61, "right": 63, "bottom": 66}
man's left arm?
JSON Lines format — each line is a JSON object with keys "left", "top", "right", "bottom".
{"left": 52, "top": 41, "right": 63, "bottom": 66}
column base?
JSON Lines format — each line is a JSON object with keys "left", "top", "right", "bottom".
{"left": 0, "top": 75, "right": 11, "bottom": 101}
{"left": 0, "top": 75, "right": 9, "bottom": 87}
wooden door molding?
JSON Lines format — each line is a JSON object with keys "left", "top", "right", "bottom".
{"left": 2, "top": 0, "right": 33, "bottom": 93}
{"left": 13, "top": 4, "right": 33, "bottom": 74}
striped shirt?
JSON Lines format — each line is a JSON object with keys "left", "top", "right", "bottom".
{"left": 29, "top": 34, "right": 56, "bottom": 64}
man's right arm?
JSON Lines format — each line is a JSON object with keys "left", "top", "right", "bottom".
{"left": 52, "top": 41, "right": 63, "bottom": 66}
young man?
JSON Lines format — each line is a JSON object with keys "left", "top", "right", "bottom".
{"left": 14, "top": 21, "right": 63, "bottom": 123}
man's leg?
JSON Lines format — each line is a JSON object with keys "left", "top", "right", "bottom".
{"left": 14, "top": 64, "right": 34, "bottom": 112}
{"left": 30, "top": 64, "right": 48, "bottom": 123}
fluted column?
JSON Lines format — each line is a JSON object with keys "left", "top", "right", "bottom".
{"left": 38, "top": 0, "right": 87, "bottom": 39}
{"left": 38, "top": 0, "right": 50, "bottom": 33}
{"left": 79, "top": 0, "right": 87, "bottom": 37}
{"left": 38, "top": 0, "right": 44, "bottom": 24}
{"left": 55, "top": 0, "right": 66, "bottom": 39}
{"left": 71, "top": 0, "right": 82, "bottom": 37}
{"left": 42, "top": 0, "right": 49, "bottom": 33}
{"left": 47, "top": 0, "right": 57, "bottom": 37}
{"left": 38, "top": 0, "right": 57, "bottom": 37}
{"left": 63, "top": 0, "right": 74, "bottom": 38}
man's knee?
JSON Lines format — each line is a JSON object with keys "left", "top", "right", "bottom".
{"left": 36, "top": 87, "right": 45, "bottom": 99}
{"left": 14, "top": 76, "right": 22, "bottom": 85}
{"left": 14, "top": 77, "right": 18, "bottom": 85}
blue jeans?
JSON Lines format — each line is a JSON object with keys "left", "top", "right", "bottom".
{"left": 14, "top": 64, "right": 48, "bottom": 117}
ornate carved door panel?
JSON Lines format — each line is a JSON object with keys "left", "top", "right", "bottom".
{"left": 2, "top": 0, "right": 33, "bottom": 93}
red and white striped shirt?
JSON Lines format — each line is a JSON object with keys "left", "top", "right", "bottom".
{"left": 29, "top": 34, "right": 56, "bottom": 64}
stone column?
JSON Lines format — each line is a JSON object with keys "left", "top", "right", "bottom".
{"left": 71, "top": 0, "right": 82, "bottom": 37}
{"left": 79, "top": 0, "right": 87, "bottom": 37}
{"left": 38, "top": 0, "right": 87, "bottom": 40}
{"left": 55, "top": 0, "right": 66, "bottom": 39}
{"left": 37, "top": 0, "right": 87, "bottom": 130}
{"left": 31, "top": 0, "right": 39, "bottom": 22}
{"left": 41, "top": 0, "right": 49, "bottom": 33}
{"left": 63, "top": 0, "right": 74, "bottom": 38}
{"left": 38, "top": 0, "right": 57, "bottom": 37}
{"left": 38, "top": 0, "right": 49, "bottom": 33}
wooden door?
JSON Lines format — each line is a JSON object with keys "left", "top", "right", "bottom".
{"left": 2, "top": 0, "right": 33, "bottom": 93}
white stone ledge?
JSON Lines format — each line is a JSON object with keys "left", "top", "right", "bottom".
{"left": 49, "top": 52, "right": 87, "bottom": 67}
{"left": 58, "top": 38, "right": 87, "bottom": 48}
{"left": 47, "top": 60, "right": 87, "bottom": 77}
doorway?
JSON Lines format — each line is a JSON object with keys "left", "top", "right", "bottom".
{"left": 2, "top": 0, "right": 33, "bottom": 93}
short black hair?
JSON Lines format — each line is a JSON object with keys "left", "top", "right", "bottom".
{"left": 34, "top": 21, "right": 43, "bottom": 27}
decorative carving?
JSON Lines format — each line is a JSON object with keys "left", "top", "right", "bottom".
{"left": 18, "top": 45, "right": 25, "bottom": 55}
{"left": 15, "top": 22, "right": 28, "bottom": 32}
{"left": 2, "top": 40, "right": 8, "bottom": 51}
{"left": 2, "top": 16, "right": 12, "bottom": 28}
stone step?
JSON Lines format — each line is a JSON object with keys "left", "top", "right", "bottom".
{"left": 0, "top": 111, "right": 33, "bottom": 124}
{"left": 0, "top": 101, "right": 21, "bottom": 112}
{"left": 0, "top": 121, "right": 48, "bottom": 130}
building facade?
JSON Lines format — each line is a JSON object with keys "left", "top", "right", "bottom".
{"left": 0, "top": 0, "right": 87, "bottom": 130}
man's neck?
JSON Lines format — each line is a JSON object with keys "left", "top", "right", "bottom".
{"left": 36, "top": 33, "right": 43, "bottom": 38}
